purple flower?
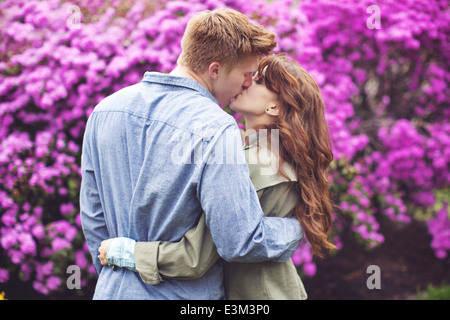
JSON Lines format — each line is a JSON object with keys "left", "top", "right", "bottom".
{"left": 359, "top": 197, "right": 370, "bottom": 208}
{"left": 0, "top": 269, "right": 9, "bottom": 283}
{"left": 36, "top": 262, "right": 53, "bottom": 279}
{"left": 51, "top": 238, "right": 71, "bottom": 252}
{"left": 1, "top": 209, "right": 16, "bottom": 227}
{"left": 46, "top": 276, "right": 61, "bottom": 291}
{"left": 75, "top": 250, "right": 88, "bottom": 269}
{"left": 60, "top": 203, "right": 75, "bottom": 216}
{"left": 18, "top": 233, "right": 37, "bottom": 255}
{"left": 0, "top": 0, "right": 448, "bottom": 296}
{"left": 32, "top": 281, "right": 49, "bottom": 295}
{"left": 31, "top": 223, "right": 45, "bottom": 239}
{"left": 303, "top": 262, "right": 317, "bottom": 277}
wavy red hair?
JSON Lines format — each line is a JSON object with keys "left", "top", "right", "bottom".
{"left": 256, "top": 54, "right": 336, "bottom": 258}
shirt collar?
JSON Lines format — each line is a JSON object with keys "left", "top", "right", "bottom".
{"left": 141, "top": 71, "right": 218, "bottom": 105}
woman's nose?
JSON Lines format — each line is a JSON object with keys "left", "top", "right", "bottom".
{"left": 243, "top": 74, "right": 253, "bottom": 89}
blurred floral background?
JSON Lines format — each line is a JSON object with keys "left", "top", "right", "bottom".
{"left": 0, "top": 0, "right": 448, "bottom": 299}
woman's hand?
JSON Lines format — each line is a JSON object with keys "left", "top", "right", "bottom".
{"left": 98, "top": 239, "right": 113, "bottom": 266}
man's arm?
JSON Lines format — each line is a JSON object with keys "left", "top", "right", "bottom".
{"left": 198, "top": 124, "right": 302, "bottom": 262}
{"left": 80, "top": 119, "right": 109, "bottom": 275}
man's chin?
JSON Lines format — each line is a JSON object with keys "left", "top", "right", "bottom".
{"left": 218, "top": 99, "right": 232, "bottom": 108}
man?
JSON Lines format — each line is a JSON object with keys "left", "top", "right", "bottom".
{"left": 80, "top": 9, "right": 302, "bottom": 299}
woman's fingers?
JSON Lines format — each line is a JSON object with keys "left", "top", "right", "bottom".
{"left": 98, "top": 239, "right": 112, "bottom": 266}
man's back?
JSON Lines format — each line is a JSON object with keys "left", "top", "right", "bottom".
{"left": 81, "top": 72, "right": 302, "bottom": 299}
{"left": 81, "top": 72, "right": 234, "bottom": 299}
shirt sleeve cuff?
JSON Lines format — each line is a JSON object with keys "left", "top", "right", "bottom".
{"left": 270, "top": 216, "right": 303, "bottom": 263}
{"left": 107, "top": 237, "right": 137, "bottom": 271}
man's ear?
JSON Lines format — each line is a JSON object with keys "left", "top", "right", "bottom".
{"left": 208, "top": 62, "right": 221, "bottom": 80}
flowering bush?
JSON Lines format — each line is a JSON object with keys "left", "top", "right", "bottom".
{"left": 0, "top": 0, "right": 448, "bottom": 297}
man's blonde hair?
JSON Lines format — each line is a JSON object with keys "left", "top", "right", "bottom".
{"left": 177, "top": 9, "right": 277, "bottom": 74}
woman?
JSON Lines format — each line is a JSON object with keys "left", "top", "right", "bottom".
{"left": 98, "top": 54, "right": 336, "bottom": 299}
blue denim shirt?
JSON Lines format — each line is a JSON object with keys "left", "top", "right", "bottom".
{"left": 80, "top": 72, "right": 302, "bottom": 300}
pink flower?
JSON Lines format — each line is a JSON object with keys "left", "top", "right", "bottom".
{"left": 37, "top": 262, "right": 54, "bottom": 278}
{"left": 60, "top": 203, "right": 75, "bottom": 215}
{"left": 51, "top": 238, "right": 71, "bottom": 252}
{"left": 0, "top": 0, "right": 448, "bottom": 297}
{"left": 33, "top": 281, "right": 49, "bottom": 295}
{"left": 0, "top": 269, "right": 9, "bottom": 283}
{"left": 303, "top": 262, "right": 317, "bottom": 277}
{"left": 46, "top": 276, "right": 61, "bottom": 291}
{"left": 75, "top": 250, "right": 88, "bottom": 269}
{"left": 31, "top": 224, "right": 45, "bottom": 239}
{"left": 19, "top": 233, "right": 36, "bottom": 255}
{"left": 359, "top": 197, "right": 370, "bottom": 208}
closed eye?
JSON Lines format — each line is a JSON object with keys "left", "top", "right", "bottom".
{"left": 254, "top": 77, "right": 263, "bottom": 84}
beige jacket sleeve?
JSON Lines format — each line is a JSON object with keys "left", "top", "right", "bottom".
{"left": 134, "top": 213, "right": 219, "bottom": 284}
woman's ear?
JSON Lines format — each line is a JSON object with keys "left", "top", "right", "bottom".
{"left": 266, "top": 103, "right": 280, "bottom": 116}
{"left": 208, "top": 62, "right": 221, "bottom": 80}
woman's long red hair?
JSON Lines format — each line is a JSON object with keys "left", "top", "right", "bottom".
{"left": 256, "top": 54, "right": 336, "bottom": 257}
